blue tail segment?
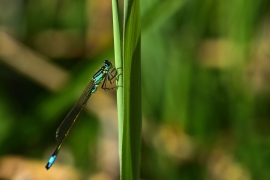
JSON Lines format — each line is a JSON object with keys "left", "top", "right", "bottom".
{"left": 45, "top": 138, "right": 63, "bottom": 170}
{"left": 45, "top": 150, "right": 58, "bottom": 170}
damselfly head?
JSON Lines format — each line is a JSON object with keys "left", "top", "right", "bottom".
{"left": 104, "top": 60, "right": 112, "bottom": 69}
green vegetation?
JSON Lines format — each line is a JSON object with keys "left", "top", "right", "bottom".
{"left": 112, "top": 0, "right": 141, "bottom": 179}
{"left": 0, "top": 0, "right": 270, "bottom": 179}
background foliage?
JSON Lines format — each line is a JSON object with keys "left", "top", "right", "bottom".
{"left": 0, "top": 0, "right": 270, "bottom": 179}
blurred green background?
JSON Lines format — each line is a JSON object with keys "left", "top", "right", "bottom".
{"left": 1, "top": 0, "right": 270, "bottom": 179}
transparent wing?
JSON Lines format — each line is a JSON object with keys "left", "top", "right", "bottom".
{"left": 55, "top": 79, "right": 95, "bottom": 142}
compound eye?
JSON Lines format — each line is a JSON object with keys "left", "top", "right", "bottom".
{"left": 104, "top": 60, "right": 111, "bottom": 68}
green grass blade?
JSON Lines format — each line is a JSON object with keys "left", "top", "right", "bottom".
{"left": 111, "top": 0, "right": 124, "bottom": 170}
{"left": 142, "top": 0, "right": 186, "bottom": 32}
{"left": 112, "top": 0, "right": 123, "bottom": 66}
{"left": 112, "top": 0, "right": 141, "bottom": 179}
{"left": 122, "top": 0, "right": 141, "bottom": 179}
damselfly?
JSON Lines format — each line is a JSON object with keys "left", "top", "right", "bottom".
{"left": 45, "top": 60, "right": 118, "bottom": 170}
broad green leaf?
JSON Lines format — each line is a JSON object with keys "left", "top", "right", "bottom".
{"left": 112, "top": 0, "right": 141, "bottom": 179}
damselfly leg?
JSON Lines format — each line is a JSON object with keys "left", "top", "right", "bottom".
{"left": 102, "top": 67, "right": 122, "bottom": 91}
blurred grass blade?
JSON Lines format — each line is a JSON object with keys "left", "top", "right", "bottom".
{"left": 142, "top": 0, "right": 186, "bottom": 32}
